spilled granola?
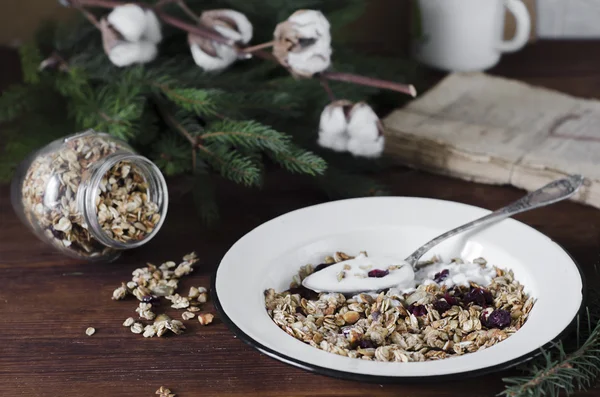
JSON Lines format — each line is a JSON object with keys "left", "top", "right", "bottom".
{"left": 265, "top": 252, "right": 534, "bottom": 362}
{"left": 112, "top": 252, "right": 214, "bottom": 337}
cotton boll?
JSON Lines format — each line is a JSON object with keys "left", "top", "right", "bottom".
{"left": 288, "top": 10, "right": 331, "bottom": 45}
{"left": 202, "top": 9, "right": 253, "bottom": 44}
{"left": 347, "top": 136, "right": 385, "bottom": 158}
{"left": 107, "top": 4, "right": 148, "bottom": 43}
{"left": 318, "top": 133, "right": 348, "bottom": 152}
{"left": 273, "top": 9, "right": 332, "bottom": 77}
{"left": 189, "top": 9, "right": 253, "bottom": 72}
{"left": 317, "top": 100, "right": 352, "bottom": 152}
{"left": 108, "top": 41, "right": 158, "bottom": 67}
{"left": 287, "top": 39, "right": 332, "bottom": 77}
{"left": 190, "top": 42, "right": 237, "bottom": 71}
{"left": 142, "top": 9, "right": 162, "bottom": 44}
{"left": 347, "top": 102, "right": 381, "bottom": 141}
{"left": 100, "top": 17, "right": 158, "bottom": 67}
{"left": 346, "top": 103, "right": 385, "bottom": 158}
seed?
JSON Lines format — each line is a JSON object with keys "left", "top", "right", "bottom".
{"left": 85, "top": 327, "right": 95, "bottom": 336}
{"left": 343, "top": 311, "right": 360, "bottom": 324}
{"left": 123, "top": 317, "right": 135, "bottom": 327}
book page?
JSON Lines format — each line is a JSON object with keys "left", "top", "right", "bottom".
{"left": 383, "top": 72, "right": 600, "bottom": 182}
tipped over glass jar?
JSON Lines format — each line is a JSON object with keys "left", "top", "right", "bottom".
{"left": 10, "top": 130, "right": 168, "bottom": 261}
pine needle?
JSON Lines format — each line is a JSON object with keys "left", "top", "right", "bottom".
{"left": 501, "top": 290, "right": 600, "bottom": 397}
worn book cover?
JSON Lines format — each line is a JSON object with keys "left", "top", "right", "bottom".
{"left": 382, "top": 73, "right": 599, "bottom": 208}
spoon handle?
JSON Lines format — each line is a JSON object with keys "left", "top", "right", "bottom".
{"left": 404, "top": 175, "right": 585, "bottom": 268}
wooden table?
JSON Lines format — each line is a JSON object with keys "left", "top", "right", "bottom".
{"left": 2, "top": 41, "right": 600, "bottom": 397}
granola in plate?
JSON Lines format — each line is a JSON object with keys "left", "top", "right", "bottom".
{"left": 264, "top": 251, "right": 534, "bottom": 362}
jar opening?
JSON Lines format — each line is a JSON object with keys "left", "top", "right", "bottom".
{"left": 81, "top": 153, "right": 168, "bottom": 249}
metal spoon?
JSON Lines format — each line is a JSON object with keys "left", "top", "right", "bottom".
{"left": 404, "top": 174, "right": 584, "bottom": 268}
{"left": 302, "top": 175, "right": 585, "bottom": 294}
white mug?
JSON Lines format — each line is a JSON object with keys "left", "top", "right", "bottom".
{"left": 413, "top": 0, "right": 531, "bottom": 72}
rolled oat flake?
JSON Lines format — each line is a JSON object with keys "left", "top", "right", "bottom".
{"left": 11, "top": 130, "right": 168, "bottom": 261}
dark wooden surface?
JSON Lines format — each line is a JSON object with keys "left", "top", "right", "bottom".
{"left": 2, "top": 41, "right": 600, "bottom": 397}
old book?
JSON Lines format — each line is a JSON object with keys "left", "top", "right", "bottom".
{"left": 382, "top": 72, "right": 599, "bottom": 208}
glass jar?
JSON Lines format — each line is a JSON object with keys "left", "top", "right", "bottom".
{"left": 10, "top": 129, "right": 168, "bottom": 261}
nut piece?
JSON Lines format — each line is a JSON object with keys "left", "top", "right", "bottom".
{"left": 197, "top": 292, "right": 208, "bottom": 303}
{"left": 198, "top": 313, "right": 214, "bottom": 325}
{"left": 188, "top": 286, "right": 200, "bottom": 299}
{"left": 156, "top": 386, "right": 176, "bottom": 397}
{"left": 343, "top": 311, "right": 360, "bottom": 324}
{"left": 85, "top": 327, "right": 96, "bottom": 336}
{"left": 182, "top": 311, "right": 195, "bottom": 320}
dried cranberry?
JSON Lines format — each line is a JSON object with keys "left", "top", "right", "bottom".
{"left": 449, "top": 287, "right": 465, "bottom": 300}
{"left": 483, "top": 309, "right": 511, "bottom": 329}
{"left": 443, "top": 293, "right": 459, "bottom": 306}
{"left": 433, "top": 299, "right": 451, "bottom": 313}
{"left": 288, "top": 286, "right": 319, "bottom": 300}
{"left": 368, "top": 269, "right": 389, "bottom": 278}
{"left": 433, "top": 269, "right": 449, "bottom": 283}
{"left": 141, "top": 295, "right": 159, "bottom": 305}
{"left": 407, "top": 303, "right": 427, "bottom": 316}
{"left": 314, "top": 263, "right": 332, "bottom": 272}
{"left": 358, "top": 340, "right": 375, "bottom": 349}
{"left": 463, "top": 287, "right": 494, "bottom": 307}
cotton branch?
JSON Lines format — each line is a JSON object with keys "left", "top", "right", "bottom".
{"left": 67, "top": 0, "right": 232, "bottom": 45}
{"left": 320, "top": 77, "right": 336, "bottom": 102}
{"left": 321, "top": 72, "right": 417, "bottom": 97}
{"left": 67, "top": 0, "right": 417, "bottom": 98}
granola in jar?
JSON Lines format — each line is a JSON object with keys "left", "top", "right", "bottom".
{"left": 11, "top": 130, "right": 168, "bottom": 261}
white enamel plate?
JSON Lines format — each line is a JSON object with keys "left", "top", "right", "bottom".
{"left": 212, "top": 197, "right": 585, "bottom": 382}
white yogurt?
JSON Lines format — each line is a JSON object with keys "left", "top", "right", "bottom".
{"left": 301, "top": 253, "right": 414, "bottom": 294}
{"left": 414, "top": 259, "right": 497, "bottom": 290}
{"left": 301, "top": 253, "right": 497, "bottom": 295}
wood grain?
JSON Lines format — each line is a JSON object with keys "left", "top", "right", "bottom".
{"left": 2, "top": 42, "right": 600, "bottom": 396}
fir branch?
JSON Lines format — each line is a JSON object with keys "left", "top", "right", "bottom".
{"left": 53, "top": 67, "right": 92, "bottom": 98}
{"left": 151, "top": 133, "right": 193, "bottom": 176}
{"left": 0, "top": 85, "right": 40, "bottom": 123}
{"left": 156, "top": 85, "right": 222, "bottom": 117}
{"left": 502, "top": 294, "right": 600, "bottom": 397}
{"left": 269, "top": 145, "right": 327, "bottom": 176}
{"left": 200, "top": 120, "right": 291, "bottom": 152}
{"left": 199, "top": 143, "right": 262, "bottom": 186}
{"left": 156, "top": 101, "right": 197, "bottom": 146}
{"left": 18, "top": 43, "right": 43, "bottom": 84}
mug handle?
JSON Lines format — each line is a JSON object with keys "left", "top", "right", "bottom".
{"left": 498, "top": 0, "right": 531, "bottom": 53}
